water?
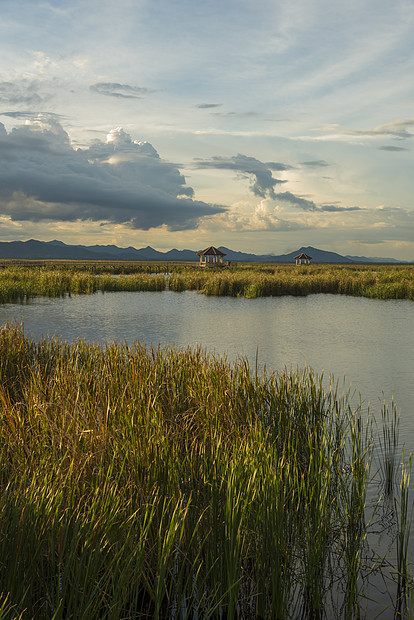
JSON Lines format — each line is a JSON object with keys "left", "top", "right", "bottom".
{"left": 1, "top": 290, "right": 413, "bottom": 429}
{"left": 1, "top": 289, "right": 414, "bottom": 616}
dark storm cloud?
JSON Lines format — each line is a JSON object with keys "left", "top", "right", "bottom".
{"left": 378, "top": 145, "right": 409, "bottom": 152}
{"left": 90, "top": 83, "right": 149, "bottom": 99}
{"left": 0, "top": 121, "right": 225, "bottom": 231}
{"left": 195, "top": 154, "right": 288, "bottom": 199}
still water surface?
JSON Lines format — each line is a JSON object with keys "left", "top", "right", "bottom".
{"left": 1, "top": 289, "right": 413, "bottom": 434}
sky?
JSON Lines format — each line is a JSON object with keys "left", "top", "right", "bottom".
{"left": 1, "top": 0, "right": 414, "bottom": 259}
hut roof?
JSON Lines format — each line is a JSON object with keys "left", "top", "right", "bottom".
{"left": 197, "top": 246, "right": 226, "bottom": 256}
{"left": 294, "top": 253, "right": 312, "bottom": 259}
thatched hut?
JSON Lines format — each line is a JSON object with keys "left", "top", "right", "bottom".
{"left": 197, "top": 246, "right": 227, "bottom": 267}
{"left": 294, "top": 252, "right": 312, "bottom": 265}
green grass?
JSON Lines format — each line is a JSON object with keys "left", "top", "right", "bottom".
{"left": 0, "top": 323, "right": 411, "bottom": 618}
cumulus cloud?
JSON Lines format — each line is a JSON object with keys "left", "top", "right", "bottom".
{"left": 196, "top": 153, "right": 364, "bottom": 214}
{"left": 195, "top": 154, "right": 290, "bottom": 199}
{"left": 0, "top": 119, "right": 225, "bottom": 231}
{"left": 213, "top": 200, "right": 308, "bottom": 233}
{"left": 90, "top": 83, "right": 149, "bottom": 99}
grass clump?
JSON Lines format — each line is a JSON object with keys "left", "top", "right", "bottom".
{"left": 0, "top": 323, "right": 411, "bottom": 617}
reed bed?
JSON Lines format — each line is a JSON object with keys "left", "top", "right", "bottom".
{"left": 0, "top": 323, "right": 411, "bottom": 618}
{"left": 169, "top": 264, "right": 414, "bottom": 300}
{"left": 0, "top": 267, "right": 165, "bottom": 303}
{"left": 2, "top": 263, "right": 414, "bottom": 304}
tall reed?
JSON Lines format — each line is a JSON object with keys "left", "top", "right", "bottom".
{"left": 2, "top": 263, "right": 414, "bottom": 304}
{"left": 169, "top": 264, "right": 414, "bottom": 301}
{"left": 0, "top": 323, "right": 410, "bottom": 618}
{"left": 394, "top": 453, "right": 413, "bottom": 617}
{"left": 0, "top": 266, "right": 165, "bottom": 303}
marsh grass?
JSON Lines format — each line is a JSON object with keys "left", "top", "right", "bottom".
{"left": 0, "top": 323, "right": 411, "bottom": 617}
{"left": 1, "top": 263, "right": 414, "bottom": 304}
{"left": 394, "top": 454, "right": 413, "bottom": 617}
{"left": 169, "top": 264, "right": 414, "bottom": 301}
{"left": 0, "top": 266, "right": 165, "bottom": 303}
{"left": 379, "top": 402, "right": 400, "bottom": 497}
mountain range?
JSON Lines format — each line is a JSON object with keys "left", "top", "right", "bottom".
{"left": 0, "top": 239, "right": 410, "bottom": 264}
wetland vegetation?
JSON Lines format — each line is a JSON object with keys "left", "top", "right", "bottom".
{"left": 168, "top": 263, "right": 414, "bottom": 300}
{"left": 1, "top": 261, "right": 414, "bottom": 617}
{"left": 0, "top": 323, "right": 411, "bottom": 618}
{"left": 1, "top": 261, "right": 414, "bottom": 304}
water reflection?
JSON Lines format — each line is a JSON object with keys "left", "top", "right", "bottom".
{"left": 1, "top": 290, "right": 413, "bottom": 431}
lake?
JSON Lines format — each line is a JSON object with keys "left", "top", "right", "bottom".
{"left": 1, "top": 289, "right": 413, "bottom": 432}
{"left": 1, "top": 289, "right": 413, "bottom": 616}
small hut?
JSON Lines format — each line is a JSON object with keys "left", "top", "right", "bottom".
{"left": 294, "top": 252, "right": 312, "bottom": 265}
{"left": 197, "top": 246, "right": 227, "bottom": 267}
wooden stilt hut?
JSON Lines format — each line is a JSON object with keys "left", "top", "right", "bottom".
{"left": 197, "top": 246, "right": 227, "bottom": 267}
{"left": 294, "top": 252, "right": 312, "bottom": 265}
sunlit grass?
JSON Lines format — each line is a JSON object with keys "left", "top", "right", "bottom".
{"left": 0, "top": 266, "right": 165, "bottom": 303}
{"left": 1, "top": 263, "right": 414, "bottom": 304}
{"left": 169, "top": 263, "right": 414, "bottom": 300}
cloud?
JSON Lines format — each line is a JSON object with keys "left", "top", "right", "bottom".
{"left": 378, "top": 145, "right": 409, "bottom": 152}
{"left": 275, "top": 191, "right": 318, "bottom": 211}
{"left": 0, "top": 79, "right": 53, "bottom": 106}
{"left": 0, "top": 111, "right": 66, "bottom": 121}
{"left": 195, "top": 103, "right": 222, "bottom": 109}
{"left": 320, "top": 204, "right": 363, "bottom": 212}
{"left": 322, "top": 119, "right": 414, "bottom": 140}
{"left": 275, "top": 192, "right": 364, "bottom": 213}
{"left": 210, "top": 111, "right": 259, "bottom": 118}
{"left": 213, "top": 200, "right": 308, "bottom": 233}
{"left": 196, "top": 153, "right": 363, "bottom": 214}
{"left": 90, "top": 83, "right": 149, "bottom": 99}
{"left": 266, "top": 162, "right": 294, "bottom": 171}
{"left": 301, "top": 160, "right": 330, "bottom": 168}
{"left": 195, "top": 154, "right": 288, "bottom": 199}
{"left": 0, "top": 120, "right": 225, "bottom": 231}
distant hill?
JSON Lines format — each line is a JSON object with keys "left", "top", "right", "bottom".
{"left": 0, "top": 239, "right": 410, "bottom": 263}
{"left": 218, "top": 246, "right": 356, "bottom": 263}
